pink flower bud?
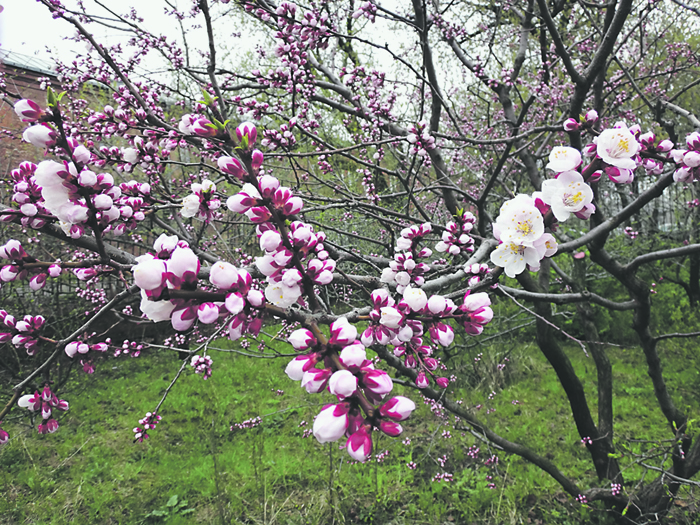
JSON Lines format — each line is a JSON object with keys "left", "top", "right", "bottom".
{"left": 133, "top": 256, "right": 166, "bottom": 290}
{"left": 14, "top": 99, "right": 46, "bottom": 122}
{"left": 171, "top": 305, "right": 197, "bottom": 331}
{"left": 346, "top": 427, "right": 372, "bottom": 462}
{"left": 197, "top": 303, "right": 220, "bottom": 324}
{"left": 361, "top": 368, "right": 393, "bottom": 396}
{"left": 247, "top": 289, "right": 265, "bottom": 307}
{"left": 301, "top": 367, "right": 332, "bottom": 393}
{"left": 379, "top": 396, "right": 416, "bottom": 421}
{"left": 285, "top": 353, "right": 317, "bottom": 380}
{"left": 329, "top": 370, "right": 358, "bottom": 399}
{"left": 258, "top": 175, "right": 280, "bottom": 197}
{"left": 192, "top": 118, "right": 218, "bottom": 138}
{"left": 312, "top": 403, "right": 350, "bottom": 443}
{"left": 585, "top": 109, "right": 598, "bottom": 123}
{"left": 251, "top": 149, "right": 264, "bottom": 169}
{"left": 225, "top": 292, "right": 245, "bottom": 315}
{"left": 339, "top": 342, "right": 367, "bottom": 369}
{"left": 209, "top": 260, "right": 239, "bottom": 289}
{"left": 259, "top": 230, "right": 282, "bottom": 252}
{"left": 379, "top": 420, "right": 403, "bottom": 437}
{"left": 288, "top": 329, "right": 316, "bottom": 350}
{"left": 22, "top": 124, "right": 56, "bottom": 148}
{"left": 329, "top": 317, "right": 357, "bottom": 345}
{"left": 415, "top": 372, "right": 429, "bottom": 388}
{"left": 563, "top": 118, "right": 580, "bottom": 132}
{"left": 217, "top": 156, "right": 246, "bottom": 179}
{"left": 436, "top": 377, "right": 449, "bottom": 388}
{"left": 236, "top": 121, "right": 258, "bottom": 146}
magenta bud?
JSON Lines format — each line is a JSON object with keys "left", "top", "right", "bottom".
{"left": 379, "top": 420, "right": 403, "bottom": 437}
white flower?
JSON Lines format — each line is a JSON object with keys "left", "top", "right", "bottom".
{"left": 595, "top": 122, "right": 640, "bottom": 170}
{"left": 132, "top": 255, "right": 166, "bottom": 290}
{"left": 546, "top": 146, "right": 582, "bottom": 172}
{"left": 379, "top": 306, "right": 403, "bottom": 329}
{"left": 139, "top": 290, "right": 176, "bottom": 322}
{"left": 122, "top": 147, "right": 139, "bottom": 164}
{"left": 490, "top": 241, "right": 541, "bottom": 278}
{"left": 541, "top": 171, "right": 594, "bottom": 221}
{"left": 181, "top": 194, "right": 201, "bottom": 218}
{"left": 403, "top": 286, "right": 427, "bottom": 312}
{"left": 494, "top": 194, "right": 544, "bottom": 247}
{"left": 264, "top": 281, "right": 301, "bottom": 308}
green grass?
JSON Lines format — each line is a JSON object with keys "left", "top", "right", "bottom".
{"left": 2, "top": 335, "right": 700, "bottom": 524}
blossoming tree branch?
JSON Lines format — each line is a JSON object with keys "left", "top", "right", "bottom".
{"left": 1, "top": 0, "right": 700, "bottom": 521}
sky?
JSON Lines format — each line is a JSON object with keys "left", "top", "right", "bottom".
{"left": 1, "top": 1, "right": 82, "bottom": 59}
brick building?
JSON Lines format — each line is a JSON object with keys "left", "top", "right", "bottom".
{"left": 0, "top": 49, "right": 58, "bottom": 176}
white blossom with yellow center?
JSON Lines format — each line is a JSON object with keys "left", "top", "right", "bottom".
{"left": 494, "top": 194, "right": 545, "bottom": 247}
{"left": 546, "top": 146, "right": 582, "bottom": 173}
{"left": 595, "top": 122, "right": 640, "bottom": 170}
{"left": 541, "top": 171, "right": 594, "bottom": 221}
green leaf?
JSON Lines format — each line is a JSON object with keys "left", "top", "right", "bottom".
{"left": 166, "top": 495, "right": 179, "bottom": 507}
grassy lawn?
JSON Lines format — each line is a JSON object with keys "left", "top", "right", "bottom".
{"left": 2, "top": 334, "right": 700, "bottom": 524}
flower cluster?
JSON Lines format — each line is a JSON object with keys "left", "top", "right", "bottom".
{"left": 133, "top": 234, "right": 264, "bottom": 339}
{"left": 671, "top": 132, "right": 700, "bottom": 183}
{"left": 18, "top": 385, "right": 69, "bottom": 434}
{"left": 406, "top": 121, "right": 436, "bottom": 157}
{"left": 180, "top": 179, "right": 220, "bottom": 221}
{"left": 435, "top": 211, "right": 476, "bottom": 256}
{"left": 352, "top": 1, "right": 377, "bottom": 22}
{"left": 490, "top": 194, "right": 559, "bottom": 277}
{"left": 133, "top": 412, "right": 162, "bottom": 442}
{"left": 0, "top": 309, "right": 45, "bottom": 356}
{"left": 381, "top": 223, "right": 432, "bottom": 293}
{"left": 190, "top": 354, "right": 213, "bottom": 380}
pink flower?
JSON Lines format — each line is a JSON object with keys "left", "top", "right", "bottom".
{"left": 595, "top": 122, "right": 640, "bottom": 170}
{"left": 312, "top": 403, "right": 350, "bottom": 443}
{"left": 546, "top": 146, "right": 582, "bottom": 172}
{"left": 379, "top": 396, "right": 416, "bottom": 421}
{"left": 346, "top": 427, "right": 372, "bottom": 462}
